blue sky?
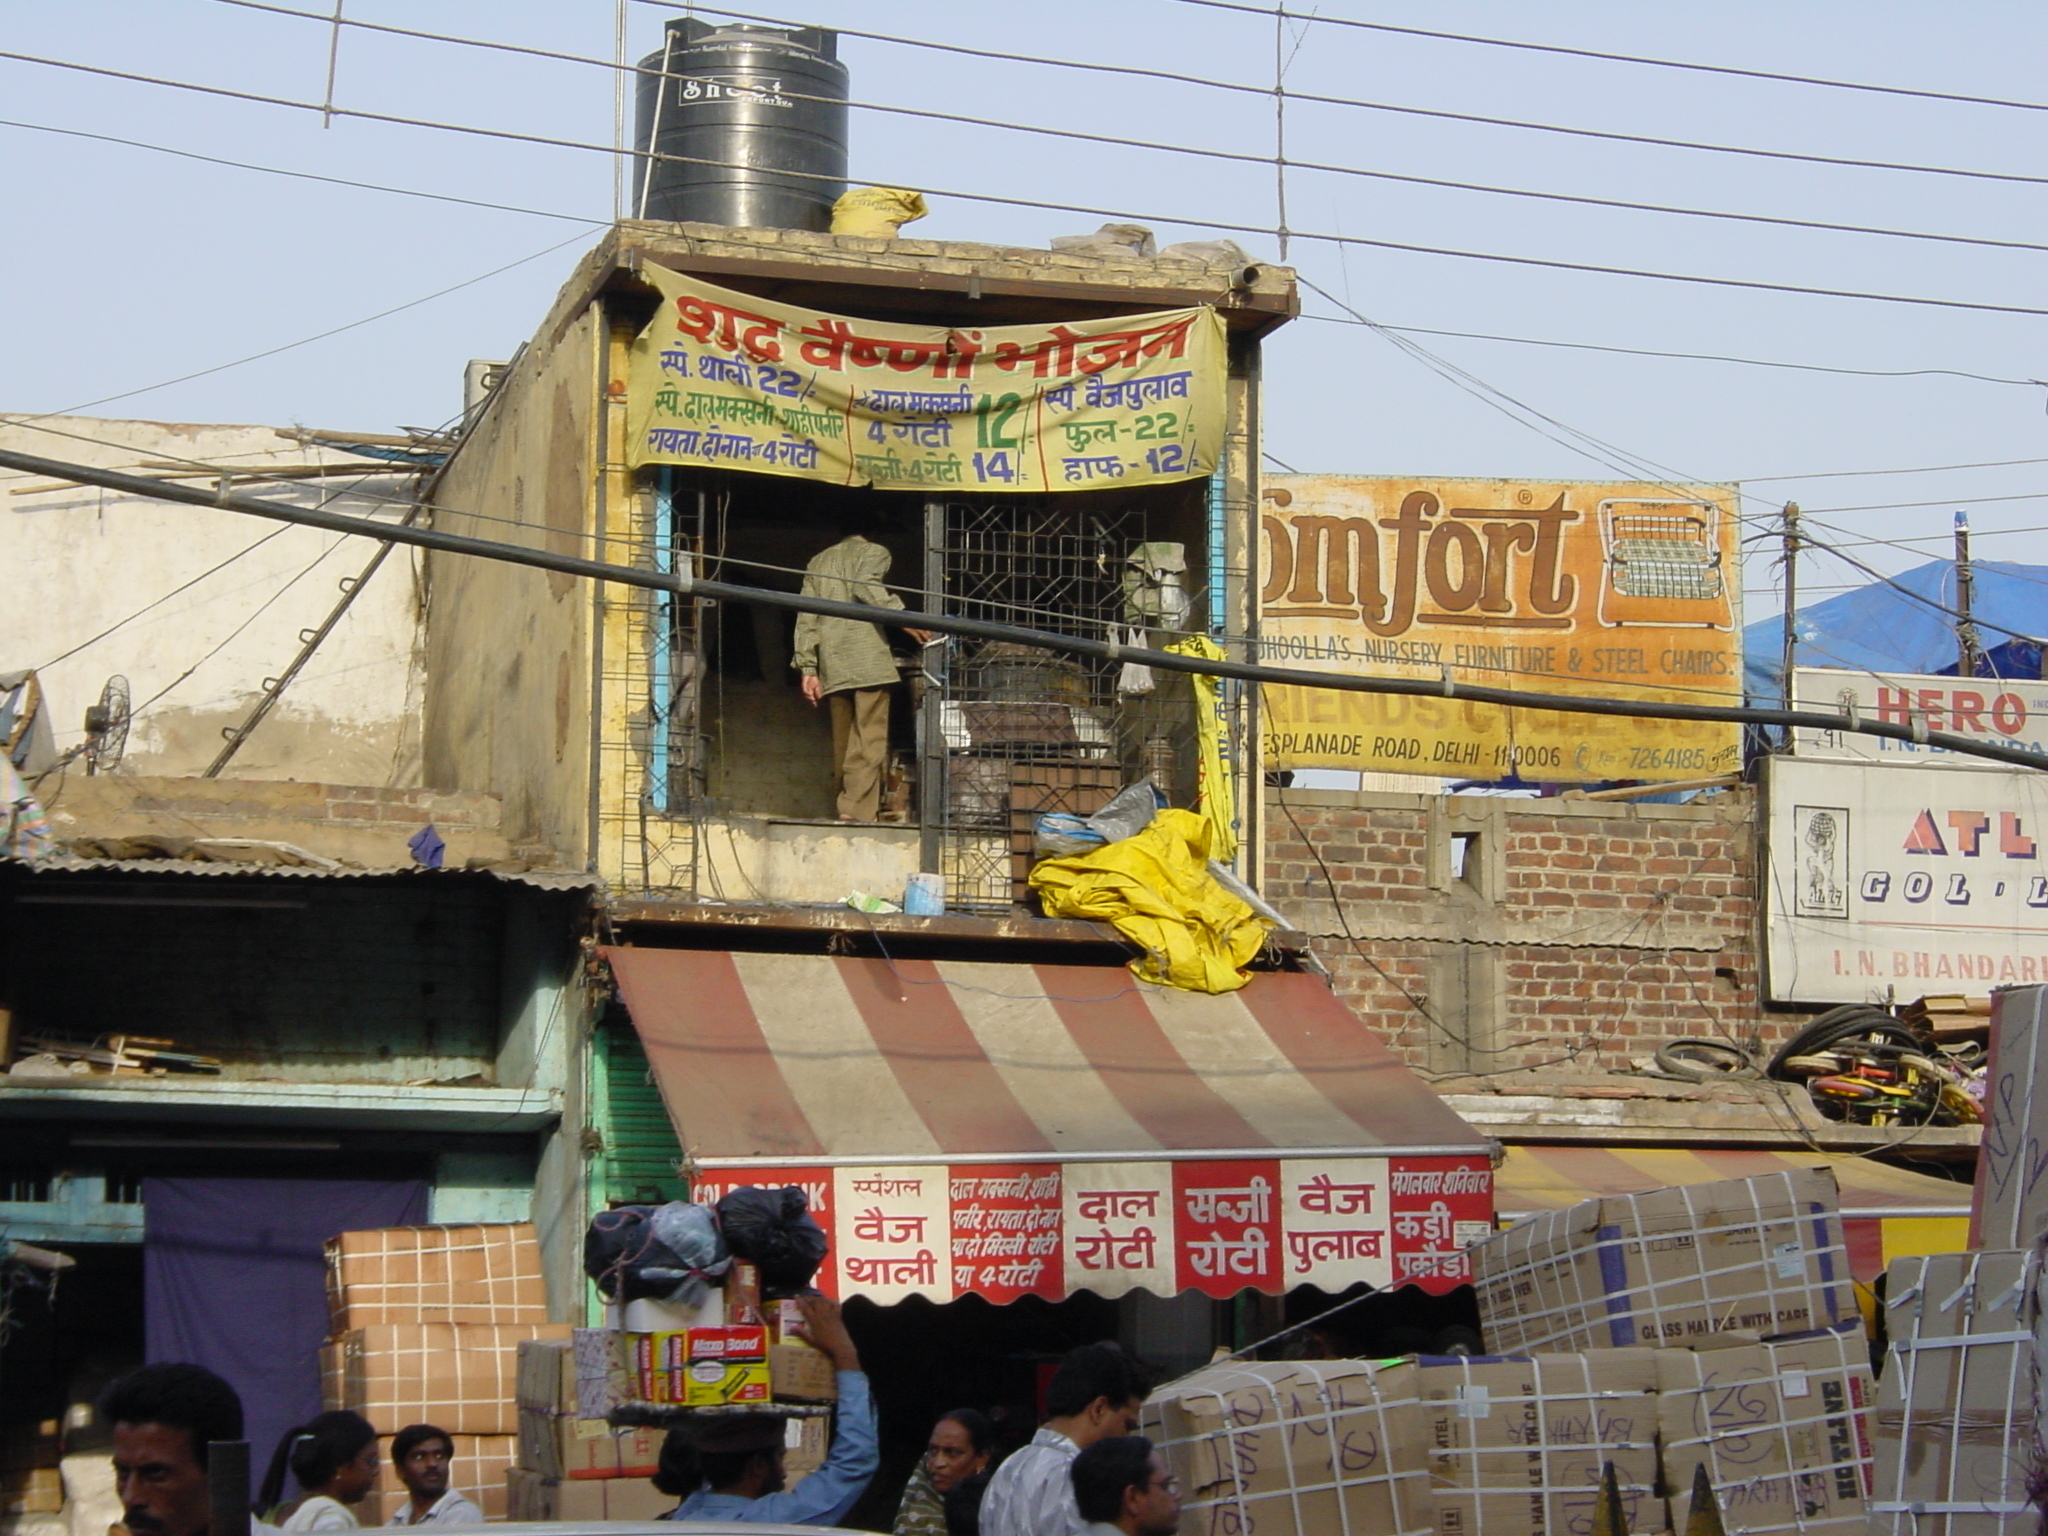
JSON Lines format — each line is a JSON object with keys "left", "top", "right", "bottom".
{"left": 6, "top": 1, "right": 2047, "bottom": 620}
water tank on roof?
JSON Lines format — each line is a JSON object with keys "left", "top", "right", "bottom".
{"left": 633, "top": 18, "right": 848, "bottom": 232}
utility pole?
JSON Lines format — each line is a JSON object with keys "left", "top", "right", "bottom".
{"left": 1779, "top": 502, "right": 1800, "bottom": 715}
{"left": 1955, "top": 509, "right": 1984, "bottom": 678}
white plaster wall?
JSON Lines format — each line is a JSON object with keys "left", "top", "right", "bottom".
{"left": 3, "top": 414, "right": 426, "bottom": 784}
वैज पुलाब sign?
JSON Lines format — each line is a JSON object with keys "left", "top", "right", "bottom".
{"left": 626, "top": 265, "right": 1228, "bottom": 492}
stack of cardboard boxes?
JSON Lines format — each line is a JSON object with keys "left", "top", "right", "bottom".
{"left": 504, "top": 1280, "right": 840, "bottom": 1518}
{"left": 1144, "top": 1169, "right": 1875, "bottom": 1536}
{"left": 503, "top": 1340, "right": 671, "bottom": 1522}
{"left": 320, "top": 1222, "right": 565, "bottom": 1522}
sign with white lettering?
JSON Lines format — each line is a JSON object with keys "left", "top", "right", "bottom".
{"left": 1763, "top": 755, "right": 2048, "bottom": 1003}
{"left": 1258, "top": 476, "right": 1742, "bottom": 781}
{"left": 693, "top": 1154, "right": 1493, "bottom": 1303}
{"left": 1791, "top": 666, "right": 2048, "bottom": 765}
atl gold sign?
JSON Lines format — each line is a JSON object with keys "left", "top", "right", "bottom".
{"left": 1258, "top": 476, "right": 1742, "bottom": 781}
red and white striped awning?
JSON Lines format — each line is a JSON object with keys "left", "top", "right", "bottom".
{"left": 602, "top": 948, "right": 1494, "bottom": 1302}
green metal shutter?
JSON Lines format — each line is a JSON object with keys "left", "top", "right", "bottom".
{"left": 594, "top": 1010, "right": 688, "bottom": 1205}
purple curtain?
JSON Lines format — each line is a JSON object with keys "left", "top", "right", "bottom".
{"left": 144, "top": 1177, "right": 428, "bottom": 1490}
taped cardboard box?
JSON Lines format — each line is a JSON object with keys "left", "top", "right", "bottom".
{"left": 1970, "top": 985, "right": 2048, "bottom": 1250}
{"left": 517, "top": 1408, "right": 661, "bottom": 1482}
{"left": 784, "top": 1415, "right": 829, "bottom": 1480}
{"left": 1419, "top": 1351, "right": 1662, "bottom": 1536}
{"left": 516, "top": 1337, "right": 575, "bottom": 1413}
{"left": 1473, "top": 1169, "right": 1854, "bottom": 1354}
{"left": 326, "top": 1222, "right": 549, "bottom": 1330}
{"left": 1870, "top": 1250, "right": 2038, "bottom": 1536}
{"left": 770, "top": 1341, "right": 839, "bottom": 1402}
{"left": 326, "top": 1322, "right": 570, "bottom": 1434}
{"left": 1657, "top": 1324, "right": 1875, "bottom": 1536}
{"left": 368, "top": 1433, "right": 513, "bottom": 1525}
{"left": 1141, "top": 1359, "right": 1433, "bottom": 1536}
{"left": 505, "top": 1470, "right": 672, "bottom": 1522}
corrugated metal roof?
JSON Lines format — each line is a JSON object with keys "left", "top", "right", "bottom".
{"left": 1, "top": 855, "right": 600, "bottom": 890}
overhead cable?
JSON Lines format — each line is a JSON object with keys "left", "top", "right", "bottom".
{"left": 640, "top": 0, "right": 2048, "bottom": 193}
{"left": 11, "top": 47, "right": 2048, "bottom": 319}
{"left": 1296, "top": 314, "right": 2041, "bottom": 390}
{"left": 1169, "top": 0, "right": 2048, "bottom": 116}
{"left": 1, "top": 443, "right": 2040, "bottom": 773}
{"left": 208, "top": 0, "right": 2048, "bottom": 260}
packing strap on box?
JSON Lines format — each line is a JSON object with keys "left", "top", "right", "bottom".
{"left": 1149, "top": 1363, "right": 1422, "bottom": 1536}
{"left": 1491, "top": 1173, "right": 1845, "bottom": 1347}
{"left": 1872, "top": 1503, "right": 2033, "bottom": 1514}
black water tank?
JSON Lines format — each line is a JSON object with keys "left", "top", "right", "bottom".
{"left": 633, "top": 19, "right": 848, "bottom": 231}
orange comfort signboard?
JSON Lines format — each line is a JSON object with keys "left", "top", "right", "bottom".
{"left": 1258, "top": 475, "right": 1743, "bottom": 781}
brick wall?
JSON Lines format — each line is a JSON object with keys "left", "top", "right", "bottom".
{"left": 1265, "top": 787, "right": 1773, "bottom": 1075}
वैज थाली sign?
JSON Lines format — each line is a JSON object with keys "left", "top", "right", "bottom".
{"left": 626, "top": 265, "right": 1228, "bottom": 491}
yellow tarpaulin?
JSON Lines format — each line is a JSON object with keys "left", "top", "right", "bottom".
{"left": 1166, "top": 635, "right": 1237, "bottom": 864}
{"left": 1029, "top": 808, "right": 1271, "bottom": 993}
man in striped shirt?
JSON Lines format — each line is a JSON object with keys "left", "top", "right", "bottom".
{"left": 980, "top": 1344, "right": 1153, "bottom": 1536}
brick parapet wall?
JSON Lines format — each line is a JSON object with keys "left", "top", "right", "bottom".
{"left": 1265, "top": 787, "right": 1774, "bottom": 1074}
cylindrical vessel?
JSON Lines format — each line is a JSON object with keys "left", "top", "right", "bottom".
{"left": 903, "top": 872, "right": 946, "bottom": 916}
{"left": 633, "top": 19, "right": 848, "bottom": 231}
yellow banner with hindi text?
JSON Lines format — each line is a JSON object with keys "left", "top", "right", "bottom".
{"left": 626, "top": 266, "right": 1227, "bottom": 492}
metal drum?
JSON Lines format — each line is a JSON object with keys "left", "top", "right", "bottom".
{"left": 633, "top": 19, "right": 848, "bottom": 231}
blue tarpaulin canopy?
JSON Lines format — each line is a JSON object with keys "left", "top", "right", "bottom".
{"left": 1744, "top": 558, "right": 2048, "bottom": 704}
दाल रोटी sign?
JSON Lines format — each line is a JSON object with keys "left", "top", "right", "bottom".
{"left": 626, "top": 266, "right": 1227, "bottom": 491}
{"left": 684, "top": 1155, "right": 1494, "bottom": 1304}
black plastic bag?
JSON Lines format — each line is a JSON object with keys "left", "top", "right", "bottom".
{"left": 714, "top": 1185, "right": 829, "bottom": 1296}
{"left": 583, "top": 1203, "right": 728, "bottom": 1306}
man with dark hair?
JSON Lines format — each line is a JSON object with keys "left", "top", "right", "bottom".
{"left": 1071, "top": 1437, "right": 1181, "bottom": 1536}
{"left": 660, "top": 1294, "right": 876, "bottom": 1525}
{"left": 980, "top": 1343, "right": 1154, "bottom": 1536}
{"left": 792, "top": 505, "right": 932, "bottom": 823}
{"left": 385, "top": 1426, "right": 482, "bottom": 1527}
{"left": 99, "top": 1363, "right": 256, "bottom": 1536}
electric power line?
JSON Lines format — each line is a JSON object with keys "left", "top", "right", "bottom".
{"left": 1296, "top": 313, "right": 2041, "bottom": 390}
{"left": 647, "top": 0, "right": 2048, "bottom": 195}
{"left": 1170, "top": 0, "right": 2048, "bottom": 117}
{"left": 12, "top": 45, "right": 2048, "bottom": 322}
{"left": 206, "top": 0, "right": 2048, "bottom": 263}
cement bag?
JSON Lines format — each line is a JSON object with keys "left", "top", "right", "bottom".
{"left": 832, "top": 186, "right": 928, "bottom": 237}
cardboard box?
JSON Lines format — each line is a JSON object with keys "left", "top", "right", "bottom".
{"left": 633, "top": 1331, "right": 771, "bottom": 1405}
{"left": 516, "top": 1410, "right": 661, "bottom": 1482}
{"left": 1971, "top": 985, "right": 2048, "bottom": 1249}
{"left": 1473, "top": 1169, "right": 1854, "bottom": 1353}
{"left": 516, "top": 1337, "right": 575, "bottom": 1413}
{"left": 369, "top": 1433, "right": 513, "bottom": 1525}
{"left": 783, "top": 1415, "right": 829, "bottom": 1480}
{"left": 1869, "top": 1250, "right": 2039, "bottom": 1536}
{"left": 505, "top": 1466, "right": 549, "bottom": 1522}
{"left": 769, "top": 1341, "right": 839, "bottom": 1402}
{"left": 326, "top": 1222, "right": 549, "bottom": 1330}
{"left": 573, "top": 1326, "right": 635, "bottom": 1418}
{"left": 1141, "top": 1359, "right": 1433, "bottom": 1536}
{"left": 1418, "top": 1351, "right": 1662, "bottom": 1536}
{"left": 1657, "top": 1324, "right": 1875, "bottom": 1536}
{"left": 326, "top": 1322, "right": 570, "bottom": 1434}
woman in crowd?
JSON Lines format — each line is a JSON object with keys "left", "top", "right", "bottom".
{"left": 258, "top": 1411, "right": 381, "bottom": 1531}
{"left": 894, "top": 1410, "right": 995, "bottom": 1536}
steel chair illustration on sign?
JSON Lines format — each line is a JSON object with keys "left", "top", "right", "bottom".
{"left": 1595, "top": 498, "right": 1734, "bottom": 629}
